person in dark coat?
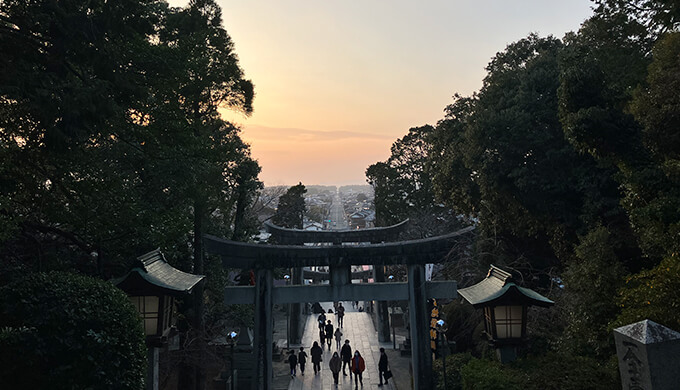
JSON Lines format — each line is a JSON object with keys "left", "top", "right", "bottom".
{"left": 340, "top": 339, "right": 352, "bottom": 376}
{"left": 324, "top": 320, "right": 334, "bottom": 349}
{"left": 310, "top": 341, "right": 323, "bottom": 374}
{"left": 288, "top": 350, "right": 298, "bottom": 377}
{"left": 318, "top": 311, "right": 327, "bottom": 330}
{"left": 378, "top": 347, "right": 389, "bottom": 386}
{"left": 329, "top": 351, "right": 342, "bottom": 385}
{"left": 334, "top": 327, "right": 343, "bottom": 350}
{"left": 319, "top": 330, "right": 326, "bottom": 350}
{"left": 336, "top": 302, "right": 345, "bottom": 327}
{"left": 298, "top": 346, "right": 307, "bottom": 376}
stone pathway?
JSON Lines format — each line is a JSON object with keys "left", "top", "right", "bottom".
{"left": 286, "top": 302, "right": 403, "bottom": 390}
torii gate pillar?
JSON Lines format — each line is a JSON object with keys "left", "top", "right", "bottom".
{"left": 252, "top": 269, "right": 273, "bottom": 390}
{"left": 289, "top": 267, "right": 304, "bottom": 344}
{"left": 374, "top": 266, "right": 391, "bottom": 342}
{"left": 408, "top": 263, "right": 433, "bottom": 389}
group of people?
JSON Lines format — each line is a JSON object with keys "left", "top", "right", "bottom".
{"left": 317, "top": 305, "right": 345, "bottom": 350}
{"left": 287, "top": 302, "right": 391, "bottom": 388}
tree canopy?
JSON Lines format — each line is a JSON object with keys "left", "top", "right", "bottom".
{"left": 273, "top": 182, "right": 307, "bottom": 229}
{"left": 366, "top": 0, "right": 680, "bottom": 385}
{"left": 0, "top": 0, "right": 262, "bottom": 387}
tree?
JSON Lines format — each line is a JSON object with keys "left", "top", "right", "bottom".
{"left": 0, "top": 0, "right": 173, "bottom": 277}
{"left": 273, "top": 183, "right": 307, "bottom": 229}
{"left": 429, "top": 94, "right": 479, "bottom": 217}
{"left": 366, "top": 125, "right": 459, "bottom": 236}
{"left": 628, "top": 31, "right": 680, "bottom": 259}
{"left": 560, "top": 226, "right": 626, "bottom": 358}
{"left": 0, "top": 272, "right": 146, "bottom": 389}
{"left": 1, "top": 2, "right": 262, "bottom": 388}
{"left": 592, "top": 0, "right": 680, "bottom": 37}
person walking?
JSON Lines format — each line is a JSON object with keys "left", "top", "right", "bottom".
{"left": 329, "top": 351, "right": 342, "bottom": 385}
{"left": 336, "top": 302, "right": 345, "bottom": 327}
{"left": 310, "top": 341, "right": 323, "bottom": 374}
{"left": 378, "top": 347, "right": 389, "bottom": 386}
{"left": 288, "top": 350, "right": 298, "bottom": 378}
{"left": 324, "top": 320, "right": 334, "bottom": 349}
{"left": 340, "top": 339, "right": 352, "bottom": 377}
{"left": 334, "top": 327, "right": 343, "bottom": 350}
{"left": 318, "top": 311, "right": 327, "bottom": 331}
{"left": 350, "top": 350, "right": 365, "bottom": 389}
{"left": 298, "top": 346, "right": 307, "bottom": 376}
{"left": 319, "top": 327, "right": 326, "bottom": 349}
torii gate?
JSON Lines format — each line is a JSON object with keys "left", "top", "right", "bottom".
{"left": 204, "top": 224, "right": 474, "bottom": 390}
{"left": 264, "top": 219, "right": 409, "bottom": 345}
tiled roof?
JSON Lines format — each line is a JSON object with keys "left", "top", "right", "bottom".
{"left": 113, "top": 249, "right": 204, "bottom": 294}
{"left": 458, "top": 265, "right": 553, "bottom": 308}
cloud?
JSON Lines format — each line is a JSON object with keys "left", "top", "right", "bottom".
{"left": 241, "top": 124, "right": 394, "bottom": 144}
{"left": 237, "top": 124, "right": 393, "bottom": 186}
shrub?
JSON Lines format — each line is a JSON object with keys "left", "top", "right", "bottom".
{"left": 433, "top": 352, "right": 473, "bottom": 390}
{"left": 0, "top": 272, "right": 146, "bottom": 389}
{"left": 514, "top": 352, "right": 620, "bottom": 390}
{"left": 460, "top": 358, "right": 522, "bottom": 390}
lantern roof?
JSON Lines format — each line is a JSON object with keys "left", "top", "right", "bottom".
{"left": 113, "top": 249, "right": 204, "bottom": 296}
{"left": 458, "top": 265, "right": 553, "bottom": 308}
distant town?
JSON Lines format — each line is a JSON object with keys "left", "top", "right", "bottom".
{"left": 254, "top": 185, "right": 374, "bottom": 242}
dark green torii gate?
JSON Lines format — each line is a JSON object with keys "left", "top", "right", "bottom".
{"left": 265, "top": 219, "right": 409, "bottom": 345}
{"left": 204, "top": 225, "right": 474, "bottom": 390}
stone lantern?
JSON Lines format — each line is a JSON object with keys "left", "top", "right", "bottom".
{"left": 458, "top": 265, "right": 553, "bottom": 363}
{"left": 114, "top": 248, "right": 204, "bottom": 390}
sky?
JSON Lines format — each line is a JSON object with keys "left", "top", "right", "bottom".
{"left": 171, "top": 0, "right": 595, "bottom": 186}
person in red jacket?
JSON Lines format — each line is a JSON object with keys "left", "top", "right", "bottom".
{"left": 350, "top": 350, "right": 365, "bottom": 389}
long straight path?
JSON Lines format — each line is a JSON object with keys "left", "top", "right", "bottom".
{"left": 287, "top": 302, "right": 398, "bottom": 390}
{"left": 329, "top": 194, "right": 348, "bottom": 230}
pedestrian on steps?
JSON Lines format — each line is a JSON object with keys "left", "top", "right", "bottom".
{"left": 350, "top": 350, "right": 365, "bottom": 389}
{"left": 310, "top": 341, "right": 323, "bottom": 374}
{"left": 288, "top": 350, "right": 298, "bottom": 377}
{"left": 319, "top": 327, "right": 326, "bottom": 349}
{"left": 298, "top": 347, "right": 307, "bottom": 376}
{"left": 318, "top": 311, "right": 327, "bottom": 331}
{"left": 336, "top": 302, "right": 345, "bottom": 327}
{"left": 329, "top": 351, "right": 342, "bottom": 385}
{"left": 324, "top": 320, "right": 334, "bottom": 349}
{"left": 378, "top": 347, "right": 389, "bottom": 386}
{"left": 334, "top": 327, "right": 343, "bottom": 350}
{"left": 340, "top": 339, "right": 352, "bottom": 377}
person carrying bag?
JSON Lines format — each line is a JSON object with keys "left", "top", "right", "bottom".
{"left": 378, "top": 347, "right": 391, "bottom": 386}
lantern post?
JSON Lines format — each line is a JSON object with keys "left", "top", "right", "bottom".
{"left": 458, "top": 265, "right": 553, "bottom": 363}
{"left": 114, "top": 249, "right": 204, "bottom": 390}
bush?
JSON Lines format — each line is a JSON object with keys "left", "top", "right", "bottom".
{"left": 0, "top": 272, "right": 146, "bottom": 389}
{"left": 433, "top": 352, "right": 473, "bottom": 390}
{"left": 460, "top": 358, "right": 522, "bottom": 390}
{"left": 514, "top": 352, "right": 619, "bottom": 390}
{"left": 615, "top": 253, "right": 680, "bottom": 332}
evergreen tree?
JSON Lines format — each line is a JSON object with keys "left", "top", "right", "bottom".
{"left": 273, "top": 183, "right": 306, "bottom": 229}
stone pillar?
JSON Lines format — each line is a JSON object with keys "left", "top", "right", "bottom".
{"left": 252, "top": 269, "right": 273, "bottom": 390}
{"left": 289, "top": 267, "right": 304, "bottom": 344}
{"left": 614, "top": 319, "right": 680, "bottom": 390}
{"left": 329, "top": 263, "right": 351, "bottom": 287}
{"left": 374, "top": 265, "right": 391, "bottom": 342}
{"left": 408, "top": 263, "right": 432, "bottom": 390}
{"left": 146, "top": 346, "right": 159, "bottom": 390}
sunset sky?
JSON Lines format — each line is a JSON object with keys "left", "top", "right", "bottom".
{"left": 172, "top": 1, "right": 595, "bottom": 186}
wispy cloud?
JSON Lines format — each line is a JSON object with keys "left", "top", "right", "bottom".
{"left": 241, "top": 124, "right": 394, "bottom": 143}
{"left": 235, "top": 124, "right": 393, "bottom": 186}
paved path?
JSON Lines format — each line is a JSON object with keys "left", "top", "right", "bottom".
{"left": 286, "top": 302, "right": 404, "bottom": 390}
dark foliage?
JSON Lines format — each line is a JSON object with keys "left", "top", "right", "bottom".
{"left": 0, "top": 272, "right": 146, "bottom": 390}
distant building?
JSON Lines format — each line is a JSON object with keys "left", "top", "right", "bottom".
{"left": 303, "top": 221, "right": 324, "bottom": 231}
